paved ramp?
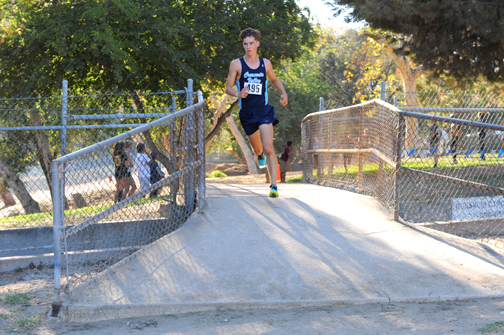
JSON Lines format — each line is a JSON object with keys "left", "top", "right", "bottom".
{"left": 63, "top": 183, "right": 504, "bottom": 322}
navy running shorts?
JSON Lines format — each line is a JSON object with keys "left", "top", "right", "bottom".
{"left": 239, "top": 104, "right": 279, "bottom": 136}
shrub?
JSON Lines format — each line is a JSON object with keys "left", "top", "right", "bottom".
{"left": 207, "top": 170, "right": 227, "bottom": 178}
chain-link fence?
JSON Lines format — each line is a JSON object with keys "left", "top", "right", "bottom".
{"left": 50, "top": 87, "right": 206, "bottom": 315}
{"left": 0, "top": 82, "right": 189, "bottom": 259}
{"left": 302, "top": 99, "right": 504, "bottom": 249}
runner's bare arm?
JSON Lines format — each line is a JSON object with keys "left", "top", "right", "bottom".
{"left": 265, "top": 59, "right": 288, "bottom": 106}
{"left": 225, "top": 60, "right": 249, "bottom": 99}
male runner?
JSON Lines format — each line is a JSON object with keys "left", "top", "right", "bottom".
{"left": 225, "top": 27, "right": 288, "bottom": 198}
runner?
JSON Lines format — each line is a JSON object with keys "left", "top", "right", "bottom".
{"left": 225, "top": 27, "right": 288, "bottom": 198}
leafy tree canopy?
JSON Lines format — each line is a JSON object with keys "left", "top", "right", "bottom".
{"left": 328, "top": 0, "right": 504, "bottom": 82}
{"left": 0, "top": 0, "right": 316, "bottom": 96}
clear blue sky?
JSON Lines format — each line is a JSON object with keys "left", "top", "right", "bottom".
{"left": 296, "top": 0, "right": 364, "bottom": 30}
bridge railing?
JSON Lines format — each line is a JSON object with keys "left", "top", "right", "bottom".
{"left": 50, "top": 90, "right": 206, "bottom": 315}
{"left": 302, "top": 99, "right": 504, "bottom": 248}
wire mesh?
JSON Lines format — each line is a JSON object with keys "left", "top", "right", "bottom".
{"left": 53, "top": 97, "right": 206, "bottom": 295}
{"left": 302, "top": 99, "right": 504, "bottom": 249}
{"left": 0, "top": 87, "right": 187, "bottom": 258}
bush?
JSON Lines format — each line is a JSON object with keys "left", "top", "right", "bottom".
{"left": 207, "top": 170, "right": 227, "bottom": 178}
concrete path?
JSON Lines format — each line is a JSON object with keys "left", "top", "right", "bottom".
{"left": 63, "top": 183, "right": 504, "bottom": 322}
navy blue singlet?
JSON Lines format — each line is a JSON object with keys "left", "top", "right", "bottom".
{"left": 236, "top": 57, "right": 268, "bottom": 111}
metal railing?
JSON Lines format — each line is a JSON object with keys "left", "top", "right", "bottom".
{"left": 50, "top": 88, "right": 206, "bottom": 315}
{"left": 0, "top": 83, "right": 187, "bottom": 257}
{"left": 302, "top": 99, "right": 504, "bottom": 248}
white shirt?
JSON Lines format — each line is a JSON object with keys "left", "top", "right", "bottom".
{"left": 135, "top": 153, "right": 151, "bottom": 179}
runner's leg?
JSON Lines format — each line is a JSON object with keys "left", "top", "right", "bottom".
{"left": 247, "top": 130, "right": 263, "bottom": 155}
{"left": 259, "top": 123, "right": 277, "bottom": 184}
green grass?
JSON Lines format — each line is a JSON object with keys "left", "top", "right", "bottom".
{"left": 15, "top": 317, "right": 38, "bottom": 327}
{"left": 478, "top": 321, "right": 504, "bottom": 334}
{"left": 286, "top": 175, "right": 303, "bottom": 183}
{"left": 3, "top": 293, "right": 32, "bottom": 305}
{"left": 207, "top": 170, "right": 228, "bottom": 178}
{"left": 0, "top": 195, "right": 174, "bottom": 230}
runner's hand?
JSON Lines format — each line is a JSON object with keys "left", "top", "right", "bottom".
{"left": 280, "top": 94, "right": 288, "bottom": 106}
{"left": 238, "top": 87, "right": 249, "bottom": 98}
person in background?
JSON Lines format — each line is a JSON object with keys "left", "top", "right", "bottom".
{"left": 449, "top": 114, "right": 460, "bottom": 164}
{"left": 135, "top": 143, "right": 152, "bottom": 195}
{"left": 477, "top": 112, "right": 487, "bottom": 160}
{"left": 113, "top": 141, "right": 132, "bottom": 203}
{"left": 429, "top": 119, "right": 441, "bottom": 168}
{"left": 149, "top": 151, "right": 165, "bottom": 198}
{"left": 278, "top": 140, "right": 295, "bottom": 183}
{"left": 123, "top": 140, "right": 137, "bottom": 197}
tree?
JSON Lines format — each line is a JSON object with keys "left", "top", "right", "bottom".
{"left": 0, "top": 0, "right": 316, "bottom": 212}
{"left": 0, "top": 0, "right": 315, "bottom": 95}
{"left": 328, "top": 0, "right": 504, "bottom": 82}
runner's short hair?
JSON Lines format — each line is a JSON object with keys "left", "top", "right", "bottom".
{"left": 240, "top": 28, "right": 261, "bottom": 41}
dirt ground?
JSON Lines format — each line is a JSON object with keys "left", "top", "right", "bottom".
{"left": 2, "top": 173, "right": 504, "bottom": 334}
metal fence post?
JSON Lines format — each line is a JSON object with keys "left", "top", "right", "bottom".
{"left": 185, "top": 79, "right": 195, "bottom": 212}
{"left": 197, "top": 91, "right": 206, "bottom": 213}
{"left": 61, "top": 80, "right": 68, "bottom": 210}
{"left": 358, "top": 108, "right": 364, "bottom": 193}
{"left": 381, "top": 81, "right": 386, "bottom": 101}
{"left": 62, "top": 80, "right": 68, "bottom": 157}
{"left": 394, "top": 112, "right": 405, "bottom": 221}
{"left": 51, "top": 161, "right": 63, "bottom": 317}
{"left": 301, "top": 121, "right": 308, "bottom": 183}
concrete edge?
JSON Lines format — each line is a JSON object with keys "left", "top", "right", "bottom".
{"left": 59, "top": 294, "right": 504, "bottom": 323}
{"left": 61, "top": 298, "right": 389, "bottom": 323}
{"left": 0, "top": 254, "right": 54, "bottom": 273}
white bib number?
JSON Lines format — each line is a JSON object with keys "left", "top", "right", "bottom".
{"left": 244, "top": 82, "right": 262, "bottom": 95}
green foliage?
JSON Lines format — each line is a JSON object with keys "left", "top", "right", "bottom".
{"left": 478, "top": 321, "right": 504, "bottom": 334}
{"left": 0, "top": 0, "right": 316, "bottom": 96}
{"left": 207, "top": 170, "right": 227, "bottom": 178}
{"left": 328, "top": 0, "right": 504, "bottom": 82}
{"left": 15, "top": 316, "right": 38, "bottom": 327}
{"left": 3, "top": 293, "right": 32, "bottom": 305}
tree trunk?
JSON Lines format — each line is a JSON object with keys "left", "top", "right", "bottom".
{"left": 225, "top": 114, "right": 258, "bottom": 175}
{"left": 0, "top": 188, "right": 16, "bottom": 207}
{"left": 0, "top": 157, "right": 40, "bottom": 214}
{"left": 26, "top": 108, "right": 55, "bottom": 200}
{"left": 205, "top": 94, "right": 230, "bottom": 152}
{"left": 383, "top": 44, "right": 421, "bottom": 150}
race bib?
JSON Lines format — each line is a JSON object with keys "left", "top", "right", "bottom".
{"left": 244, "top": 82, "right": 262, "bottom": 95}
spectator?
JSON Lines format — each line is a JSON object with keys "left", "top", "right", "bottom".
{"left": 149, "top": 151, "right": 165, "bottom": 198}
{"left": 449, "top": 114, "right": 461, "bottom": 164}
{"left": 501, "top": 121, "right": 504, "bottom": 151}
{"left": 135, "top": 143, "right": 152, "bottom": 195}
{"left": 477, "top": 112, "right": 487, "bottom": 160}
{"left": 429, "top": 119, "right": 441, "bottom": 168}
{"left": 342, "top": 131, "right": 355, "bottom": 173}
{"left": 113, "top": 141, "right": 132, "bottom": 203}
{"left": 278, "top": 140, "right": 295, "bottom": 183}
{"left": 123, "top": 140, "right": 137, "bottom": 197}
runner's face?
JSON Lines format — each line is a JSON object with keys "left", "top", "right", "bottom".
{"left": 242, "top": 37, "right": 259, "bottom": 56}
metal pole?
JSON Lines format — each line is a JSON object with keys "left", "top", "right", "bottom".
{"left": 197, "top": 91, "right": 206, "bottom": 213}
{"left": 357, "top": 109, "right": 364, "bottom": 193}
{"left": 185, "top": 79, "right": 195, "bottom": 212}
{"left": 380, "top": 81, "right": 386, "bottom": 101}
{"left": 319, "top": 97, "right": 324, "bottom": 111}
{"left": 51, "top": 161, "right": 63, "bottom": 317}
{"left": 394, "top": 113, "right": 404, "bottom": 221}
{"left": 61, "top": 80, "right": 68, "bottom": 157}
{"left": 61, "top": 80, "right": 68, "bottom": 212}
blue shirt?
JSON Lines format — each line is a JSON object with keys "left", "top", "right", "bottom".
{"left": 236, "top": 57, "right": 268, "bottom": 111}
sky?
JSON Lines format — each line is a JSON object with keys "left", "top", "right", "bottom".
{"left": 296, "top": 0, "right": 364, "bottom": 30}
